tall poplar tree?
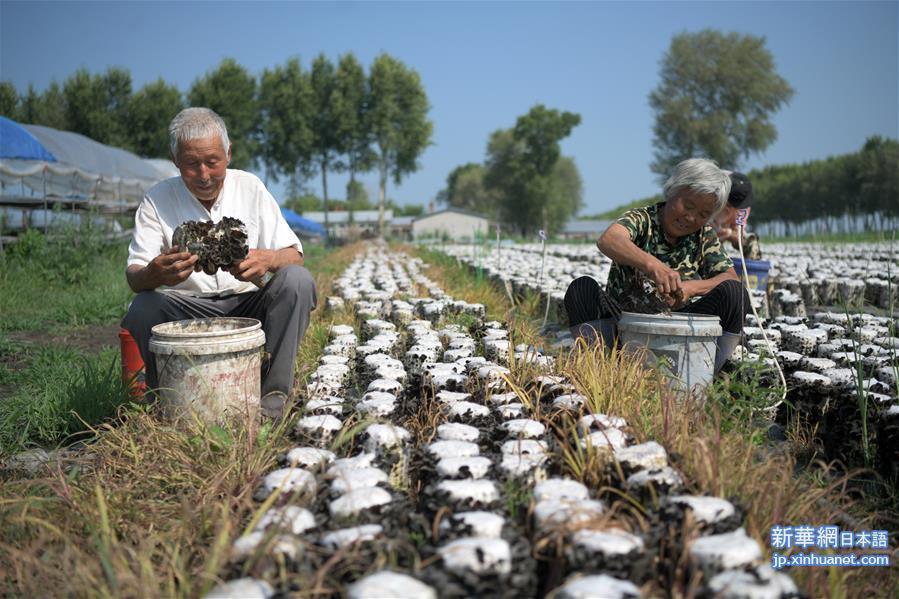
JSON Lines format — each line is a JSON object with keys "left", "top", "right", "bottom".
{"left": 189, "top": 58, "right": 259, "bottom": 169}
{"left": 333, "top": 53, "right": 374, "bottom": 183}
{"left": 128, "top": 79, "right": 184, "bottom": 158}
{"left": 309, "top": 54, "right": 343, "bottom": 235}
{"left": 259, "top": 57, "right": 315, "bottom": 191}
{"left": 368, "top": 53, "right": 433, "bottom": 234}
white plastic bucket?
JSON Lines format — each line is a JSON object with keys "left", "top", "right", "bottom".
{"left": 616, "top": 311, "right": 722, "bottom": 393}
{"left": 149, "top": 317, "right": 266, "bottom": 422}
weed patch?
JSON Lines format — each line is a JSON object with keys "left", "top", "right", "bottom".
{"left": 0, "top": 243, "right": 355, "bottom": 597}
{"left": 0, "top": 346, "right": 131, "bottom": 455}
{"left": 0, "top": 229, "right": 131, "bottom": 333}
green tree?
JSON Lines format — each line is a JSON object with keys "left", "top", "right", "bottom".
{"left": 309, "top": 54, "right": 345, "bottom": 236}
{"left": 484, "top": 105, "right": 581, "bottom": 235}
{"left": 346, "top": 179, "right": 373, "bottom": 211}
{"left": 440, "top": 163, "right": 494, "bottom": 215}
{"left": 62, "top": 67, "right": 133, "bottom": 148}
{"left": 259, "top": 57, "right": 315, "bottom": 186}
{"left": 128, "top": 79, "right": 184, "bottom": 158}
{"left": 387, "top": 201, "right": 424, "bottom": 217}
{"left": 544, "top": 156, "right": 584, "bottom": 232}
{"left": 0, "top": 81, "right": 18, "bottom": 118}
{"left": 857, "top": 136, "right": 899, "bottom": 223}
{"left": 21, "top": 82, "right": 68, "bottom": 129}
{"left": 285, "top": 193, "right": 324, "bottom": 213}
{"left": 17, "top": 85, "right": 40, "bottom": 124}
{"left": 334, "top": 53, "right": 375, "bottom": 182}
{"left": 649, "top": 29, "right": 794, "bottom": 180}
{"left": 189, "top": 58, "right": 260, "bottom": 169}
{"left": 368, "top": 53, "right": 433, "bottom": 234}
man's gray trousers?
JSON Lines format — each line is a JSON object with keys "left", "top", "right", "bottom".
{"left": 121, "top": 265, "right": 317, "bottom": 396}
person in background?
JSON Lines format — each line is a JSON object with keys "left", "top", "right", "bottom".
{"left": 714, "top": 171, "right": 762, "bottom": 260}
{"left": 565, "top": 158, "right": 750, "bottom": 373}
{"left": 121, "top": 107, "right": 317, "bottom": 419}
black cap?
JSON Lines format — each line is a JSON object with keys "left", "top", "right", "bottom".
{"left": 728, "top": 172, "right": 753, "bottom": 209}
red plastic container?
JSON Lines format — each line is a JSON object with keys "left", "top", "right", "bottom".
{"left": 119, "top": 328, "right": 147, "bottom": 398}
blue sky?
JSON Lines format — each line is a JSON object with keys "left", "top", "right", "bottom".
{"left": 1, "top": 1, "right": 896, "bottom": 215}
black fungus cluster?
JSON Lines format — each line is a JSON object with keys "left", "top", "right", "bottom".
{"left": 171, "top": 216, "right": 249, "bottom": 275}
{"left": 619, "top": 274, "right": 673, "bottom": 315}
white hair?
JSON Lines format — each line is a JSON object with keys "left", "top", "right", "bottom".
{"left": 662, "top": 158, "right": 732, "bottom": 219}
{"left": 168, "top": 107, "right": 230, "bottom": 159}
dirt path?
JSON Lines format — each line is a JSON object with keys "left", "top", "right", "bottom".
{"left": 6, "top": 322, "right": 123, "bottom": 356}
{"left": 1, "top": 323, "right": 123, "bottom": 400}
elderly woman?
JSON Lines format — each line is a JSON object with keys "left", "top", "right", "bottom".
{"left": 565, "top": 158, "right": 750, "bottom": 373}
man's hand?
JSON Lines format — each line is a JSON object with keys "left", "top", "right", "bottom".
{"left": 717, "top": 226, "right": 740, "bottom": 244}
{"left": 147, "top": 246, "right": 198, "bottom": 287}
{"left": 645, "top": 258, "right": 683, "bottom": 297}
{"left": 229, "top": 249, "right": 276, "bottom": 282}
{"left": 126, "top": 246, "right": 198, "bottom": 293}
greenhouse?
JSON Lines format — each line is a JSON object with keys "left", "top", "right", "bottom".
{"left": 0, "top": 116, "right": 175, "bottom": 234}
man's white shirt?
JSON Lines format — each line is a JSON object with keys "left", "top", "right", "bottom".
{"left": 127, "top": 169, "right": 303, "bottom": 296}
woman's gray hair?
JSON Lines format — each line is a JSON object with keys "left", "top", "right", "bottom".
{"left": 168, "top": 107, "right": 230, "bottom": 159}
{"left": 662, "top": 158, "right": 732, "bottom": 219}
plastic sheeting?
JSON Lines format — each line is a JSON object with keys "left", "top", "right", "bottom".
{"left": 0, "top": 118, "right": 168, "bottom": 205}
{"left": 0, "top": 117, "right": 57, "bottom": 161}
{"left": 0, "top": 158, "right": 150, "bottom": 202}
{"left": 144, "top": 158, "right": 180, "bottom": 180}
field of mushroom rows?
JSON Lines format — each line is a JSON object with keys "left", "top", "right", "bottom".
{"left": 207, "top": 245, "right": 812, "bottom": 599}
{"left": 439, "top": 242, "right": 899, "bottom": 478}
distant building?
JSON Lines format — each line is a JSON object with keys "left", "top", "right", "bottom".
{"left": 560, "top": 219, "right": 611, "bottom": 241}
{"left": 389, "top": 215, "right": 415, "bottom": 240}
{"left": 412, "top": 208, "right": 489, "bottom": 242}
{"left": 301, "top": 210, "right": 392, "bottom": 240}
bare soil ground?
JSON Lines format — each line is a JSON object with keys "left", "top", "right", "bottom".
{"left": 6, "top": 322, "right": 122, "bottom": 355}
{"left": 0, "top": 322, "right": 122, "bottom": 400}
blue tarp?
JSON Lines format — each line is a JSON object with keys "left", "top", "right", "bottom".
{"left": 281, "top": 207, "right": 326, "bottom": 237}
{"left": 0, "top": 116, "right": 57, "bottom": 161}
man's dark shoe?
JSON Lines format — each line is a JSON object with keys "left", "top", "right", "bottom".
{"left": 260, "top": 391, "right": 288, "bottom": 420}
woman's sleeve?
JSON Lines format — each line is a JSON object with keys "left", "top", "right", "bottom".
{"left": 700, "top": 225, "right": 734, "bottom": 278}
{"left": 614, "top": 207, "right": 650, "bottom": 248}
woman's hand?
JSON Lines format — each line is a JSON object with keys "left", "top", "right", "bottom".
{"left": 661, "top": 281, "right": 701, "bottom": 310}
{"left": 680, "top": 280, "right": 701, "bottom": 300}
{"left": 645, "top": 258, "right": 683, "bottom": 296}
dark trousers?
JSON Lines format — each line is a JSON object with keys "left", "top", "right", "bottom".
{"left": 121, "top": 265, "right": 317, "bottom": 396}
{"left": 564, "top": 277, "right": 749, "bottom": 334}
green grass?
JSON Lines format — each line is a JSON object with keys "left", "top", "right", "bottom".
{"left": 0, "top": 231, "right": 344, "bottom": 456}
{"left": 0, "top": 242, "right": 357, "bottom": 598}
{"left": 0, "top": 229, "right": 132, "bottom": 333}
{"left": 0, "top": 228, "right": 135, "bottom": 455}
{"left": 418, "top": 249, "right": 898, "bottom": 595}
{"left": 0, "top": 346, "right": 132, "bottom": 456}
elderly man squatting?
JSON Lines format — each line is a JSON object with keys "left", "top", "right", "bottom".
{"left": 565, "top": 158, "right": 750, "bottom": 373}
{"left": 121, "top": 107, "right": 317, "bottom": 417}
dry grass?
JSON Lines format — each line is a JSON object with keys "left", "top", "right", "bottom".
{"left": 555, "top": 342, "right": 899, "bottom": 596}
{"left": 4, "top": 243, "right": 896, "bottom": 597}
{"left": 0, "top": 243, "right": 360, "bottom": 598}
{"left": 420, "top": 249, "right": 897, "bottom": 595}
